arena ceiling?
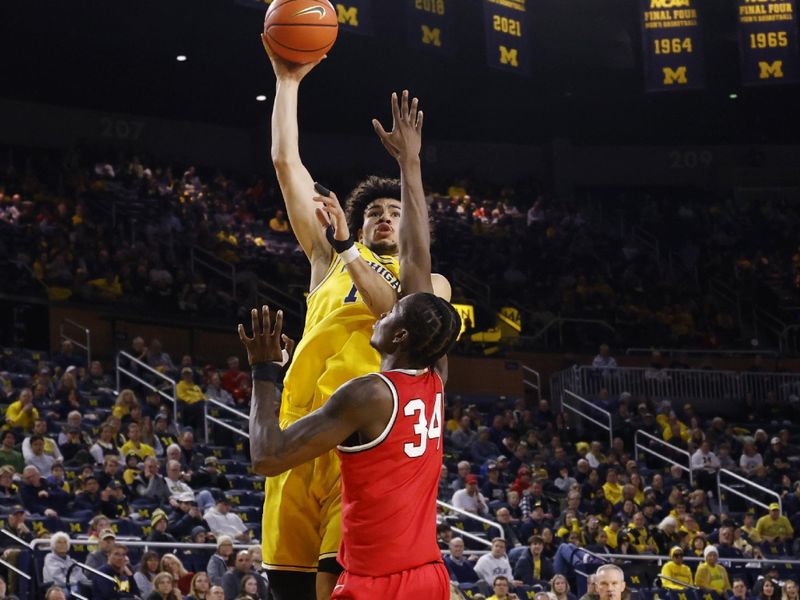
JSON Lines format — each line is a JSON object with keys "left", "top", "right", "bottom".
{"left": 3, "top": 0, "right": 800, "bottom": 145}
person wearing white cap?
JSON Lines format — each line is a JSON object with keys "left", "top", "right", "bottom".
{"left": 695, "top": 545, "right": 731, "bottom": 594}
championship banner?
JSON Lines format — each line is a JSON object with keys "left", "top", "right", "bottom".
{"left": 333, "top": 0, "right": 374, "bottom": 36}
{"left": 407, "top": 0, "right": 456, "bottom": 56}
{"left": 640, "top": 0, "right": 706, "bottom": 92}
{"left": 482, "top": 0, "right": 530, "bottom": 75}
{"left": 737, "top": 0, "right": 799, "bottom": 85}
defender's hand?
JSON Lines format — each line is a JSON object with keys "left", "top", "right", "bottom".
{"left": 313, "top": 188, "right": 351, "bottom": 242}
{"left": 261, "top": 33, "right": 325, "bottom": 82}
{"left": 238, "top": 306, "right": 285, "bottom": 366}
{"left": 372, "top": 90, "right": 423, "bottom": 162}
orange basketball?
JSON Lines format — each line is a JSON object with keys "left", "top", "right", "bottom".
{"left": 264, "top": 0, "right": 339, "bottom": 65}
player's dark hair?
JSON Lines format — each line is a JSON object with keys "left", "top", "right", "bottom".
{"left": 344, "top": 176, "right": 401, "bottom": 235}
{"left": 401, "top": 293, "right": 461, "bottom": 368}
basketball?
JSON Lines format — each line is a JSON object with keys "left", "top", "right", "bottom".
{"left": 264, "top": 0, "right": 338, "bottom": 64}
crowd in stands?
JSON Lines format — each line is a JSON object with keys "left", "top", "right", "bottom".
{"left": 436, "top": 365, "right": 800, "bottom": 599}
{"left": 0, "top": 337, "right": 268, "bottom": 599}
{"left": 6, "top": 149, "right": 800, "bottom": 352}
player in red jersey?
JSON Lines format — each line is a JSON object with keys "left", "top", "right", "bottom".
{"left": 239, "top": 91, "right": 458, "bottom": 599}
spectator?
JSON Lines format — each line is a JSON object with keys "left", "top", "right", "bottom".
{"left": 592, "top": 344, "right": 618, "bottom": 373}
{"left": 83, "top": 360, "right": 114, "bottom": 392}
{"left": 191, "top": 456, "right": 231, "bottom": 493}
{"left": 731, "top": 577, "right": 751, "bottom": 600}
{"left": 222, "top": 550, "right": 269, "bottom": 600}
{"left": 177, "top": 366, "right": 207, "bottom": 435}
{"left": 186, "top": 572, "right": 212, "bottom": 600}
{"left": 474, "top": 538, "right": 517, "bottom": 589}
{"left": 207, "top": 535, "right": 235, "bottom": 585}
{"left": 92, "top": 543, "right": 140, "bottom": 599}
{"left": 45, "top": 586, "right": 68, "bottom": 600}
{"left": 208, "top": 586, "right": 225, "bottom": 600}
{"left": 42, "top": 531, "right": 91, "bottom": 589}
{"left": 579, "top": 574, "right": 599, "bottom": 600}
{"left": 205, "top": 372, "right": 235, "bottom": 407}
{"left": 695, "top": 545, "right": 731, "bottom": 594}
{"left": 450, "top": 461, "right": 472, "bottom": 493}
{"left": 90, "top": 423, "right": 119, "bottom": 464}
{"left": 165, "top": 459, "right": 193, "bottom": 499}
{"left": 2, "top": 505, "right": 32, "bottom": 543}
{"left": 221, "top": 356, "right": 249, "bottom": 403}
{"left": 204, "top": 494, "right": 251, "bottom": 543}
{"left": 482, "top": 462, "right": 507, "bottom": 503}
{"left": 601, "top": 468, "right": 623, "bottom": 506}
{"left": 146, "top": 572, "right": 182, "bottom": 600}
{"left": 268, "top": 209, "right": 290, "bottom": 234}
{"left": 112, "top": 389, "right": 139, "bottom": 421}
{"left": 659, "top": 546, "right": 693, "bottom": 590}
{"left": 161, "top": 553, "right": 194, "bottom": 596}
{"left": 0, "top": 431, "right": 24, "bottom": 473}
{"left": 120, "top": 421, "right": 156, "bottom": 460}
{"left": 471, "top": 427, "right": 501, "bottom": 464}
{"left": 233, "top": 574, "right": 261, "bottom": 600}
{"left": 452, "top": 474, "right": 489, "bottom": 516}
{"left": 168, "top": 492, "right": 207, "bottom": 539}
{"left": 757, "top": 504, "right": 794, "bottom": 551}
{"left": 513, "top": 535, "right": 553, "bottom": 586}
{"left": 146, "top": 338, "right": 176, "bottom": 374}
{"left": 551, "top": 573, "right": 578, "bottom": 600}
{"left": 783, "top": 580, "right": 799, "bottom": 600}
{"left": 177, "top": 429, "right": 205, "bottom": 471}
{"left": 134, "top": 456, "right": 171, "bottom": 503}
{"left": 5, "top": 388, "right": 39, "bottom": 432}
{"left": 148, "top": 508, "right": 177, "bottom": 543}
{"left": 754, "top": 579, "right": 778, "bottom": 600}
{"left": 444, "top": 537, "right": 479, "bottom": 584}
{"left": 451, "top": 416, "right": 478, "bottom": 452}
{"left": 488, "top": 575, "right": 515, "bottom": 600}
{"left": 135, "top": 551, "right": 161, "bottom": 598}
{"left": 20, "top": 465, "right": 64, "bottom": 516}
{"left": 691, "top": 440, "right": 721, "bottom": 492}
{"left": 86, "top": 528, "right": 117, "bottom": 569}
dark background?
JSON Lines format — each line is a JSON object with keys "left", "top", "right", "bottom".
{"left": 2, "top": 0, "right": 799, "bottom": 146}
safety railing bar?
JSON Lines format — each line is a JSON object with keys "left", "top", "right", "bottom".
{"left": 635, "top": 446, "right": 692, "bottom": 473}
{"left": 207, "top": 397, "right": 249, "bottom": 420}
{"left": 564, "top": 390, "right": 612, "bottom": 420}
{"left": 447, "top": 527, "right": 493, "bottom": 548}
{"left": 581, "top": 551, "right": 800, "bottom": 565}
{"left": 0, "top": 558, "right": 31, "bottom": 580}
{"left": 718, "top": 468, "right": 781, "bottom": 512}
{"left": 61, "top": 338, "right": 89, "bottom": 353}
{"left": 117, "top": 351, "right": 178, "bottom": 386}
{"left": 31, "top": 538, "right": 255, "bottom": 551}
{"left": 656, "top": 574, "right": 700, "bottom": 590}
{"left": 562, "top": 404, "right": 610, "bottom": 432}
{"left": 719, "top": 483, "right": 771, "bottom": 512}
{"left": 437, "top": 500, "right": 504, "bottom": 540}
{"left": 635, "top": 430, "right": 691, "bottom": 460}
{"left": 116, "top": 366, "right": 175, "bottom": 403}
{"left": 523, "top": 379, "right": 539, "bottom": 389}
{"left": 624, "top": 347, "right": 778, "bottom": 357}
{"left": 72, "top": 594, "right": 90, "bottom": 600}
{"left": 193, "top": 257, "right": 233, "bottom": 279}
{"left": 207, "top": 415, "right": 250, "bottom": 439}
{"left": 0, "top": 527, "right": 33, "bottom": 548}
{"left": 68, "top": 560, "right": 117, "bottom": 583}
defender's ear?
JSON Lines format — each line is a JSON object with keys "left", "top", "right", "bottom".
{"left": 392, "top": 328, "right": 409, "bottom": 346}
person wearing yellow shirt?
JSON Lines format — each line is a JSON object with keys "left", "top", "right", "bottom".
{"left": 627, "top": 512, "right": 658, "bottom": 555}
{"left": 740, "top": 511, "right": 762, "bottom": 545}
{"left": 176, "top": 367, "right": 207, "bottom": 437}
{"left": 603, "top": 516, "right": 623, "bottom": 550}
{"left": 602, "top": 469, "right": 624, "bottom": 506}
{"left": 268, "top": 209, "right": 290, "bottom": 234}
{"left": 756, "top": 504, "right": 794, "bottom": 547}
{"left": 119, "top": 422, "right": 155, "bottom": 461}
{"left": 5, "top": 389, "right": 39, "bottom": 432}
{"left": 660, "top": 547, "right": 694, "bottom": 590}
{"left": 695, "top": 546, "right": 731, "bottom": 595}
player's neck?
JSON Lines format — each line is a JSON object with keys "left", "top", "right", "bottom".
{"left": 380, "top": 354, "right": 424, "bottom": 372}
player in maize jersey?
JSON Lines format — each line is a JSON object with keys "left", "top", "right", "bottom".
{"left": 242, "top": 85, "right": 455, "bottom": 599}
{"left": 262, "top": 34, "right": 450, "bottom": 599}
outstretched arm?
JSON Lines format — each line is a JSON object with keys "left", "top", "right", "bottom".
{"left": 240, "top": 306, "right": 391, "bottom": 476}
{"left": 262, "top": 37, "right": 332, "bottom": 285}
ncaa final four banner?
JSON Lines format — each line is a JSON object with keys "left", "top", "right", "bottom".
{"left": 407, "top": 0, "right": 457, "bottom": 57}
{"left": 483, "top": 0, "right": 531, "bottom": 76}
{"left": 736, "top": 0, "right": 800, "bottom": 85}
{"left": 640, "top": 0, "right": 706, "bottom": 92}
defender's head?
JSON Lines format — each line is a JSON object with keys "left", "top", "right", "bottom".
{"left": 370, "top": 293, "right": 461, "bottom": 367}
{"left": 345, "top": 176, "right": 401, "bottom": 255}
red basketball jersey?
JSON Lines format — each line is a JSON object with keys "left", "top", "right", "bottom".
{"left": 336, "top": 368, "right": 445, "bottom": 577}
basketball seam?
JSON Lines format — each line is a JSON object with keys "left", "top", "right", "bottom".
{"left": 266, "top": 30, "right": 336, "bottom": 53}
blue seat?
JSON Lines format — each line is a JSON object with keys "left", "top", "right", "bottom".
{"left": 508, "top": 545, "right": 527, "bottom": 568}
{"left": 226, "top": 489, "right": 255, "bottom": 507}
{"left": 218, "top": 460, "right": 248, "bottom": 475}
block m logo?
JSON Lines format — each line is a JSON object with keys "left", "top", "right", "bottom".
{"left": 662, "top": 66, "right": 688, "bottom": 84}
{"left": 759, "top": 60, "right": 784, "bottom": 79}
{"left": 421, "top": 25, "right": 442, "bottom": 47}
{"left": 499, "top": 45, "right": 519, "bottom": 67}
{"left": 336, "top": 4, "right": 359, "bottom": 26}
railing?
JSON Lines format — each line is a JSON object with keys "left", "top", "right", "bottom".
{"left": 59, "top": 318, "right": 91, "bottom": 365}
{"left": 67, "top": 560, "right": 117, "bottom": 595}
{"left": 191, "top": 245, "right": 237, "bottom": 299}
{"left": 437, "top": 500, "right": 504, "bottom": 545}
{"left": 562, "top": 390, "right": 613, "bottom": 450}
{"left": 709, "top": 278, "right": 744, "bottom": 336}
{"left": 453, "top": 268, "right": 491, "bottom": 306}
{"left": 31, "top": 538, "right": 254, "bottom": 552}
{"left": 632, "top": 225, "right": 661, "bottom": 265}
{"left": 634, "top": 429, "right": 693, "bottom": 486}
{"left": 204, "top": 397, "right": 250, "bottom": 443}
{"left": 256, "top": 280, "right": 305, "bottom": 325}
{"left": 717, "top": 468, "right": 782, "bottom": 514}
{"left": 780, "top": 324, "right": 800, "bottom": 355}
{"left": 522, "top": 365, "right": 541, "bottom": 402}
{"left": 0, "top": 557, "right": 31, "bottom": 581}
{"left": 624, "top": 347, "right": 778, "bottom": 359}
{"left": 116, "top": 351, "right": 178, "bottom": 426}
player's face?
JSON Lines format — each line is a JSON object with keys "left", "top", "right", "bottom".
{"left": 360, "top": 198, "right": 401, "bottom": 255}
{"left": 369, "top": 296, "right": 410, "bottom": 352}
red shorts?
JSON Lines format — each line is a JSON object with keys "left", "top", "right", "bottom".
{"left": 331, "top": 561, "right": 450, "bottom": 600}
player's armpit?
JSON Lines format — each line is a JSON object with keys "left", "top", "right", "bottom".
{"left": 251, "top": 376, "right": 392, "bottom": 477}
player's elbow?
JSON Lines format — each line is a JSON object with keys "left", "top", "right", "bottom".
{"left": 252, "top": 458, "right": 285, "bottom": 478}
